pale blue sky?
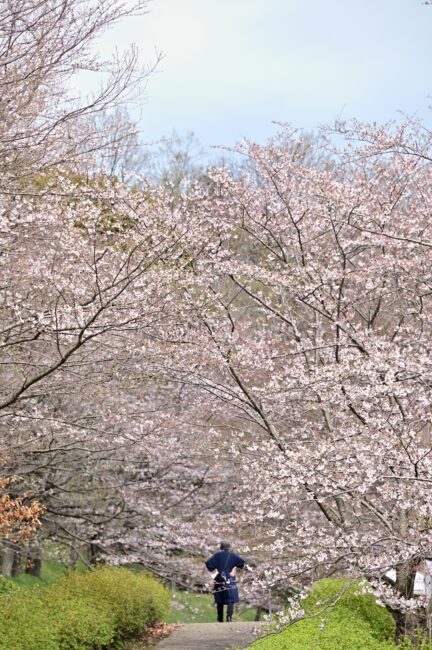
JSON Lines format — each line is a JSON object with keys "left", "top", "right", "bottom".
{"left": 93, "top": 0, "right": 432, "bottom": 150}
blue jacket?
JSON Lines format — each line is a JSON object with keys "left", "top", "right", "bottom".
{"left": 205, "top": 550, "right": 245, "bottom": 604}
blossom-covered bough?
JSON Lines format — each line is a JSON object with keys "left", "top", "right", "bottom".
{"left": 173, "top": 122, "right": 432, "bottom": 635}
{"left": 0, "top": 0, "right": 224, "bottom": 580}
{"left": 0, "top": 165, "right": 229, "bottom": 576}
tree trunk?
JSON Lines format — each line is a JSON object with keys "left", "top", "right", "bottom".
{"left": 394, "top": 563, "right": 416, "bottom": 640}
{"left": 88, "top": 535, "right": 103, "bottom": 566}
{"left": 69, "top": 546, "right": 78, "bottom": 569}
{"left": 1, "top": 547, "right": 14, "bottom": 578}
{"left": 11, "top": 547, "right": 22, "bottom": 577}
{"left": 1, "top": 544, "right": 24, "bottom": 577}
{"left": 25, "top": 544, "right": 42, "bottom": 577}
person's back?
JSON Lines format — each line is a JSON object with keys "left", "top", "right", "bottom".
{"left": 205, "top": 541, "right": 246, "bottom": 622}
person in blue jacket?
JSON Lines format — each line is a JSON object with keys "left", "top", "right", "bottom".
{"left": 205, "top": 541, "right": 246, "bottom": 622}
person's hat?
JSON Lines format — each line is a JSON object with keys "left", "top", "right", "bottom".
{"left": 220, "top": 540, "right": 231, "bottom": 550}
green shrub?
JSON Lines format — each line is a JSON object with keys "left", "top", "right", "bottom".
{"left": 42, "top": 584, "right": 116, "bottom": 650}
{"left": 0, "top": 587, "right": 59, "bottom": 650}
{"left": 0, "top": 567, "right": 170, "bottom": 650}
{"left": 0, "top": 576, "right": 21, "bottom": 594}
{"left": 249, "top": 578, "right": 398, "bottom": 650}
{"left": 58, "top": 567, "right": 171, "bottom": 643}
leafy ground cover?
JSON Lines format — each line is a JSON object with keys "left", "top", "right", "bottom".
{"left": 246, "top": 579, "right": 431, "bottom": 650}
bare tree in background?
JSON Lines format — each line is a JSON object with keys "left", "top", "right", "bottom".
{"left": 0, "top": 0, "right": 158, "bottom": 192}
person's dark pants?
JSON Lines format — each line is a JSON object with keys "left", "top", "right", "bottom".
{"left": 217, "top": 602, "right": 234, "bottom": 622}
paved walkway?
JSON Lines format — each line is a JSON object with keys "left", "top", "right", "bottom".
{"left": 155, "top": 622, "right": 263, "bottom": 650}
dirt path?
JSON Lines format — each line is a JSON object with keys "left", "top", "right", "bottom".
{"left": 155, "top": 621, "right": 263, "bottom": 650}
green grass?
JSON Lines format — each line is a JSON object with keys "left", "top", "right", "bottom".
{"left": 166, "top": 589, "right": 258, "bottom": 624}
{"left": 12, "top": 560, "right": 86, "bottom": 588}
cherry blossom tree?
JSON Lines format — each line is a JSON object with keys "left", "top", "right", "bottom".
{"left": 170, "top": 122, "right": 432, "bottom": 635}
{"left": 0, "top": 163, "right": 231, "bottom": 572}
{"left": 0, "top": 0, "right": 223, "bottom": 580}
